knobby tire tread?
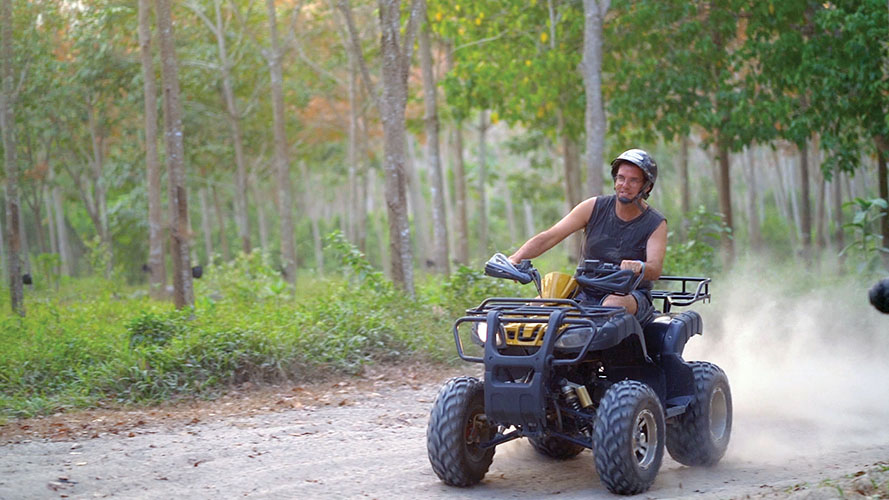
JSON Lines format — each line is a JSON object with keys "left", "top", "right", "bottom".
{"left": 666, "top": 361, "right": 732, "bottom": 466}
{"left": 426, "top": 376, "right": 494, "bottom": 487}
{"left": 593, "top": 380, "right": 665, "bottom": 496}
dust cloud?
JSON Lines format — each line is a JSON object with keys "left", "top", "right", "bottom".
{"left": 682, "top": 258, "right": 889, "bottom": 463}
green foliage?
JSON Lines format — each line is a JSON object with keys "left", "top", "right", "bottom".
{"left": 433, "top": 0, "right": 585, "bottom": 139}
{"left": 324, "top": 230, "right": 393, "bottom": 295}
{"left": 438, "top": 264, "right": 523, "bottom": 311}
{"left": 32, "top": 253, "right": 62, "bottom": 291}
{"left": 665, "top": 206, "right": 731, "bottom": 276}
{"left": 127, "top": 310, "right": 188, "bottom": 349}
{"left": 840, "top": 197, "right": 889, "bottom": 272}
{"left": 197, "top": 251, "right": 290, "bottom": 303}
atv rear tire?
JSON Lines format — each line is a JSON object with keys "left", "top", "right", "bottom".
{"left": 666, "top": 361, "right": 732, "bottom": 466}
{"left": 593, "top": 380, "right": 665, "bottom": 495}
{"left": 529, "top": 435, "right": 585, "bottom": 460}
{"left": 426, "top": 376, "right": 495, "bottom": 486}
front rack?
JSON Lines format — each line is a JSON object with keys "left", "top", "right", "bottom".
{"left": 468, "top": 297, "right": 624, "bottom": 320}
{"left": 453, "top": 298, "right": 625, "bottom": 362}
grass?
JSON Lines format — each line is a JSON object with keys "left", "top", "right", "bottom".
{"left": 0, "top": 244, "right": 520, "bottom": 421}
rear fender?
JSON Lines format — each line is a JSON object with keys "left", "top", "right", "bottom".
{"left": 643, "top": 311, "right": 703, "bottom": 405}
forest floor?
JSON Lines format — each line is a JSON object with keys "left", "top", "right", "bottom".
{"left": 1, "top": 363, "right": 887, "bottom": 500}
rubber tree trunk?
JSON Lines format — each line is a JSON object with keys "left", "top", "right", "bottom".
{"left": 156, "top": 0, "right": 194, "bottom": 308}
{"left": 265, "top": 0, "right": 297, "bottom": 284}
{"left": 678, "top": 136, "right": 691, "bottom": 237}
{"left": 477, "top": 111, "right": 489, "bottom": 256}
{"left": 502, "top": 176, "right": 517, "bottom": 246}
{"left": 451, "top": 124, "right": 469, "bottom": 264}
{"left": 877, "top": 137, "right": 889, "bottom": 268}
{"left": 815, "top": 166, "right": 828, "bottom": 251}
{"left": 743, "top": 147, "right": 762, "bottom": 251}
{"left": 86, "top": 99, "right": 112, "bottom": 278}
{"left": 0, "top": 208, "right": 5, "bottom": 284}
{"left": 581, "top": 0, "right": 609, "bottom": 198}
{"left": 832, "top": 168, "right": 845, "bottom": 258}
{"left": 1, "top": 0, "right": 23, "bottom": 315}
{"left": 50, "top": 166, "right": 71, "bottom": 276}
{"left": 716, "top": 140, "right": 734, "bottom": 263}
{"left": 405, "top": 136, "right": 429, "bottom": 266}
{"left": 346, "top": 30, "right": 360, "bottom": 246}
{"left": 139, "top": 0, "right": 167, "bottom": 298}
{"left": 212, "top": 186, "right": 232, "bottom": 261}
{"left": 561, "top": 127, "right": 583, "bottom": 262}
{"left": 376, "top": 0, "right": 418, "bottom": 295}
{"left": 199, "top": 186, "right": 214, "bottom": 265}
{"left": 798, "top": 140, "right": 812, "bottom": 260}
{"left": 252, "top": 177, "right": 269, "bottom": 251}
{"left": 44, "top": 185, "right": 57, "bottom": 263}
{"left": 770, "top": 150, "right": 796, "bottom": 249}
{"left": 206, "top": 0, "right": 251, "bottom": 255}
{"left": 418, "top": 1, "right": 449, "bottom": 274}
{"left": 523, "top": 200, "right": 535, "bottom": 239}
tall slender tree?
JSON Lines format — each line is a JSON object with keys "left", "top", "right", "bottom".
{"left": 581, "top": 0, "right": 609, "bottom": 198}
{"left": 139, "top": 0, "right": 166, "bottom": 298}
{"left": 265, "top": 0, "right": 297, "bottom": 285}
{"left": 418, "top": 0, "right": 449, "bottom": 274}
{"left": 156, "top": 0, "right": 194, "bottom": 308}
{"left": 1, "top": 0, "right": 24, "bottom": 315}
{"left": 340, "top": 0, "right": 420, "bottom": 294}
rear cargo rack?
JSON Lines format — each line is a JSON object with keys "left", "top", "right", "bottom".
{"left": 651, "top": 276, "right": 711, "bottom": 313}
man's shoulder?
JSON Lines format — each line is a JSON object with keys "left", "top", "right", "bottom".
{"left": 591, "top": 194, "right": 615, "bottom": 210}
{"left": 647, "top": 204, "right": 666, "bottom": 223}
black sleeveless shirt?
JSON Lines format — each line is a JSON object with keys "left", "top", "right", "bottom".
{"left": 582, "top": 195, "right": 666, "bottom": 291}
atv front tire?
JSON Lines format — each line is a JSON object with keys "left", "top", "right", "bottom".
{"left": 426, "top": 376, "right": 495, "bottom": 486}
{"left": 666, "top": 361, "right": 732, "bottom": 466}
{"left": 593, "top": 380, "right": 666, "bottom": 495}
{"left": 529, "top": 435, "right": 585, "bottom": 460}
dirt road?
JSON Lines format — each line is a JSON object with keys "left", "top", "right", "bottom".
{"left": 1, "top": 363, "right": 887, "bottom": 500}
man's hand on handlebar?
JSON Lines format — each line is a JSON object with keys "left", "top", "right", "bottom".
{"left": 620, "top": 259, "right": 644, "bottom": 275}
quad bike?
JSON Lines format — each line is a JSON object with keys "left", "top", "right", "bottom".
{"left": 426, "top": 254, "right": 732, "bottom": 495}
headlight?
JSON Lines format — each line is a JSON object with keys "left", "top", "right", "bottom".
{"left": 554, "top": 327, "right": 593, "bottom": 350}
{"left": 471, "top": 321, "right": 488, "bottom": 346}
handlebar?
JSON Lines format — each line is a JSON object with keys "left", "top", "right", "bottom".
{"left": 574, "top": 259, "right": 645, "bottom": 296}
{"left": 484, "top": 253, "right": 542, "bottom": 295}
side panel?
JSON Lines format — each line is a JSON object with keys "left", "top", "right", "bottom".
{"left": 642, "top": 311, "right": 703, "bottom": 406}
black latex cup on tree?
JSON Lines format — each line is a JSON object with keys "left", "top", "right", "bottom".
{"left": 869, "top": 278, "right": 889, "bottom": 314}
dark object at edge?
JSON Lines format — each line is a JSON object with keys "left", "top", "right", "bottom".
{"left": 192, "top": 265, "right": 203, "bottom": 279}
{"left": 869, "top": 278, "right": 889, "bottom": 314}
{"left": 22, "top": 274, "right": 32, "bottom": 285}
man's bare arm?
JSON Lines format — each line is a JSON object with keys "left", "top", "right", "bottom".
{"left": 508, "top": 197, "right": 596, "bottom": 264}
{"left": 620, "top": 220, "right": 667, "bottom": 280}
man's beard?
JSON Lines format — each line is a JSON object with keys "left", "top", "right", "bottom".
{"left": 617, "top": 195, "right": 635, "bottom": 204}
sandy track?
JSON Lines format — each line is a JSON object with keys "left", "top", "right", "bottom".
{"left": 2, "top": 367, "right": 887, "bottom": 500}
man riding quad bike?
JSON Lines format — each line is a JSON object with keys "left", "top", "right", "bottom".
{"left": 426, "top": 254, "right": 732, "bottom": 495}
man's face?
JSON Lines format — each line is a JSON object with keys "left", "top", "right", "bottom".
{"left": 614, "top": 163, "right": 646, "bottom": 203}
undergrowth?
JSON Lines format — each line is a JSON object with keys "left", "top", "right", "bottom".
{"left": 0, "top": 234, "right": 519, "bottom": 420}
